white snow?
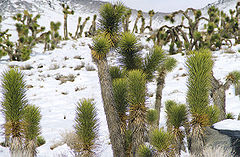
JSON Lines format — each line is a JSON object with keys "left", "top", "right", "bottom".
{"left": 0, "top": 0, "right": 240, "bottom": 156}
{"left": 213, "top": 119, "right": 240, "bottom": 131}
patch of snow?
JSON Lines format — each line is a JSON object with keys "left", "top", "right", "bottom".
{"left": 213, "top": 119, "right": 240, "bottom": 131}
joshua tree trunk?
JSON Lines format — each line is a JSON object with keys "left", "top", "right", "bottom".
{"left": 64, "top": 14, "right": 68, "bottom": 40}
{"left": 96, "top": 58, "right": 125, "bottom": 157}
{"left": 210, "top": 73, "right": 233, "bottom": 121}
{"left": 154, "top": 71, "right": 166, "bottom": 128}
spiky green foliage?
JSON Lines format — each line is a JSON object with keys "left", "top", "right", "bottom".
{"left": 146, "top": 109, "right": 158, "bottom": 126}
{"left": 1, "top": 68, "right": 28, "bottom": 138}
{"left": 165, "top": 100, "right": 187, "bottom": 129}
{"left": 186, "top": 49, "right": 213, "bottom": 117}
{"left": 92, "top": 35, "right": 110, "bottom": 60}
{"left": 165, "top": 100, "right": 187, "bottom": 155}
{"left": 112, "top": 78, "right": 128, "bottom": 131}
{"left": 143, "top": 46, "right": 165, "bottom": 80}
{"left": 23, "top": 105, "right": 41, "bottom": 141}
{"left": 226, "top": 112, "right": 235, "bottom": 119}
{"left": 207, "top": 105, "right": 220, "bottom": 125}
{"left": 127, "top": 69, "right": 147, "bottom": 155}
{"left": 118, "top": 32, "right": 142, "bottom": 70}
{"left": 109, "top": 66, "right": 124, "bottom": 80}
{"left": 74, "top": 99, "right": 99, "bottom": 154}
{"left": 36, "top": 136, "right": 45, "bottom": 147}
{"left": 99, "top": 2, "right": 126, "bottom": 47}
{"left": 127, "top": 70, "right": 146, "bottom": 106}
{"left": 150, "top": 129, "right": 175, "bottom": 156}
{"left": 137, "top": 145, "right": 153, "bottom": 157}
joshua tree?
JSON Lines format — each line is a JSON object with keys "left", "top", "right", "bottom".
{"left": 23, "top": 105, "right": 41, "bottom": 157}
{"left": 122, "top": 9, "right": 132, "bottom": 32}
{"left": 186, "top": 49, "right": 219, "bottom": 155}
{"left": 140, "top": 17, "right": 146, "bottom": 34}
{"left": 87, "top": 14, "right": 97, "bottom": 37}
{"left": 165, "top": 100, "right": 188, "bottom": 155}
{"left": 155, "top": 57, "right": 177, "bottom": 128}
{"left": 62, "top": 3, "right": 74, "bottom": 40}
{"left": 89, "top": 36, "right": 125, "bottom": 157}
{"left": 74, "top": 99, "right": 99, "bottom": 157}
{"left": 79, "top": 16, "right": 90, "bottom": 38}
{"left": 1, "top": 69, "right": 28, "bottom": 156}
{"left": 99, "top": 2, "right": 126, "bottom": 47}
{"left": 132, "top": 10, "right": 142, "bottom": 33}
{"left": 147, "top": 10, "right": 155, "bottom": 31}
{"left": 49, "top": 21, "right": 61, "bottom": 50}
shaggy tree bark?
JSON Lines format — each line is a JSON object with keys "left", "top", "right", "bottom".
{"left": 96, "top": 58, "right": 126, "bottom": 157}
{"left": 210, "top": 73, "right": 233, "bottom": 121}
{"left": 155, "top": 71, "right": 166, "bottom": 128}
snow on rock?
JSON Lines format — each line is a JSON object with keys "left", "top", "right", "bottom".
{"left": 213, "top": 119, "right": 240, "bottom": 131}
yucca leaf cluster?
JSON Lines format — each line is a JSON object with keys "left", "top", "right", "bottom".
{"left": 186, "top": 49, "right": 213, "bottom": 118}
{"left": 165, "top": 100, "right": 187, "bottom": 130}
{"left": 92, "top": 35, "right": 110, "bottom": 60}
{"left": 150, "top": 129, "right": 175, "bottom": 156}
{"left": 99, "top": 2, "right": 126, "bottom": 46}
{"left": 137, "top": 144, "right": 153, "bottom": 157}
{"left": 118, "top": 32, "right": 142, "bottom": 70}
{"left": 23, "top": 105, "right": 41, "bottom": 141}
{"left": 1, "top": 69, "right": 27, "bottom": 138}
{"left": 74, "top": 99, "right": 99, "bottom": 155}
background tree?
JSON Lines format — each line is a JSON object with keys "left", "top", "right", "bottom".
{"left": 62, "top": 3, "right": 74, "bottom": 40}
{"left": 132, "top": 10, "right": 142, "bottom": 33}
{"left": 147, "top": 10, "right": 155, "bottom": 31}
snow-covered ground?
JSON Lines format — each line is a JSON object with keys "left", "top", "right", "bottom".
{"left": 0, "top": 0, "right": 240, "bottom": 156}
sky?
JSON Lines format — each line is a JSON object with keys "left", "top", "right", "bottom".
{"left": 99, "top": 0, "right": 219, "bottom": 12}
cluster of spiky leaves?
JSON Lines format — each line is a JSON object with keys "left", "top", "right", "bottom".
{"left": 1, "top": 69, "right": 28, "bottom": 138}
{"left": 118, "top": 32, "right": 142, "bottom": 70}
{"left": 150, "top": 129, "right": 175, "bottom": 156}
{"left": 109, "top": 66, "right": 125, "bottom": 80}
{"left": 146, "top": 109, "right": 158, "bottom": 126}
{"left": 91, "top": 35, "right": 110, "bottom": 60}
{"left": 99, "top": 2, "right": 126, "bottom": 47}
{"left": 74, "top": 99, "right": 99, "bottom": 155}
{"left": 186, "top": 49, "right": 213, "bottom": 117}
{"left": 143, "top": 46, "right": 165, "bottom": 80}
{"left": 165, "top": 100, "right": 188, "bottom": 129}
{"left": 228, "top": 71, "right": 240, "bottom": 96}
{"left": 23, "top": 105, "right": 41, "bottom": 141}
{"left": 137, "top": 144, "right": 153, "bottom": 157}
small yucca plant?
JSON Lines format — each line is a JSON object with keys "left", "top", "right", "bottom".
{"left": 118, "top": 32, "right": 142, "bottom": 70}
{"left": 150, "top": 129, "right": 175, "bottom": 156}
{"left": 99, "top": 2, "right": 126, "bottom": 47}
{"left": 226, "top": 112, "right": 235, "bottom": 119}
{"left": 137, "top": 144, "right": 153, "bottom": 157}
{"left": 165, "top": 100, "right": 188, "bottom": 155}
{"left": 228, "top": 71, "right": 240, "bottom": 96}
{"left": 1, "top": 68, "right": 27, "bottom": 140}
{"left": 74, "top": 99, "right": 99, "bottom": 156}
{"left": 1, "top": 68, "right": 28, "bottom": 155}
{"left": 23, "top": 105, "right": 41, "bottom": 157}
